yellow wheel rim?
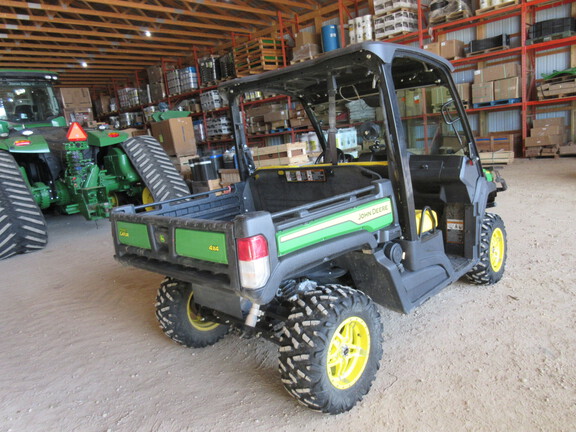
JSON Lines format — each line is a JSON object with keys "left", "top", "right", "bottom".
{"left": 489, "top": 227, "right": 505, "bottom": 273}
{"left": 141, "top": 187, "right": 155, "bottom": 211}
{"left": 186, "top": 292, "right": 220, "bottom": 331}
{"left": 109, "top": 193, "right": 120, "bottom": 208}
{"left": 327, "top": 316, "right": 371, "bottom": 390}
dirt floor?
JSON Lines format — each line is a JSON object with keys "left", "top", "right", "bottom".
{"left": 1, "top": 158, "right": 575, "bottom": 432}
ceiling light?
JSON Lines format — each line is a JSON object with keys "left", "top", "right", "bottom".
{"left": 145, "top": 30, "right": 152, "bottom": 37}
{"left": 81, "top": 61, "right": 88, "bottom": 68}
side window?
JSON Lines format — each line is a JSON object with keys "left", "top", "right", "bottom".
{"left": 393, "top": 57, "right": 468, "bottom": 156}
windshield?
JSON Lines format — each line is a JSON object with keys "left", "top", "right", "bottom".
{"left": 0, "top": 80, "right": 61, "bottom": 123}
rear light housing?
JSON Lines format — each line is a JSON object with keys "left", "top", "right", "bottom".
{"left": 237, "top": 235, "right": 270, "bottom": 289}
{"left": 14, "top": 140, "right": 31, "bottom": 146}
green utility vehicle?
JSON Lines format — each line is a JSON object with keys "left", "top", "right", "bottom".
{"left": 0, "top": 70, "right": 189, "bottom": 260}
{"left": 110, "top": 42, "right": 508, "bottom": 414}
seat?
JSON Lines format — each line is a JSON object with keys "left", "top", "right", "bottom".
{"left": 415, "top": 208, "right": 438, "bottom": 235}
{"left": 15, "top": 105, "right": 34, "bottom": 121}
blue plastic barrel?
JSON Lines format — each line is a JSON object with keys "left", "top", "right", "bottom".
{"left": 321, "top": 25, "right": 340, "bottom": 52}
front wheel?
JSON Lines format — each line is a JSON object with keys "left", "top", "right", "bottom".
{"left": 278, "top": 285, "right": 383, "bottom": 414}
{"left": 155, "top": 278, "right": 228, "bottom": 348}
{"left": 466, "top": 213, "right": 507, "bottom": 285}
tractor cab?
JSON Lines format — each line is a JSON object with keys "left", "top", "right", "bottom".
{"left": 0, "top": 70, "right": 64, "bottom": 131}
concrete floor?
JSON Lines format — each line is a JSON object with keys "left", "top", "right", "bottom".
{"left": 1, "top": 158, "right": 575, "bottom": 431}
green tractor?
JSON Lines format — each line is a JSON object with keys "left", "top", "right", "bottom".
{"left": 0, "top": 70, "right": 190, "bottom": 260}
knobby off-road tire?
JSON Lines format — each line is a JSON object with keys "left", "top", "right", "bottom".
{"left": 466, "top": 213, "right": 507, "bottom": 285}
{"left": 121, "top": 136, "right": 190, "bottom": 202}
{"left": 0, "top": 151, "right": 48, "bottom": 260}
{"left": 279, "top": 285, "right": 383, "bottom": 414}
{"left": 155, "top": 277, "right": 229, "bottom": 348}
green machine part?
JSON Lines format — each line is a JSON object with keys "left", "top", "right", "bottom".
{"left": 16, "top": 137, "right": 144, "bottom": 220}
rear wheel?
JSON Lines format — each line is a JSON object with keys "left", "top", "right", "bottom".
{"left": 466, "top": 213, "right": 507, "bottom": 284}
{"left": 278, "top": 285, "right": 383, "bottom": 414}
{"left": 0, "top": 151, "right": 48, "bottom": 260}
{"left": 155, "top": 277, "right": 228, "bottom": 348}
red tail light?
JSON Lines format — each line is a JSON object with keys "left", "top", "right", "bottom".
{"left": 237, "top": 235, "right": 270, "bottom": 290}
{"left": 14, "top": 140, "right": 31, "bottom": 146}
{"left": 238, "top": 235, "right": 269, "bottom": 261}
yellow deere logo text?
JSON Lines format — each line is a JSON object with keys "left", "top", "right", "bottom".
{"left": 209, "top": 245, "right": 220, "bottom": 252}
{"left": 119, "top": 228, "right": 129, "bottom": 238}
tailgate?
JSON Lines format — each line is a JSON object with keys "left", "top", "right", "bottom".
{"left": 111, "top": 212, "right": 240, "bottom": 291}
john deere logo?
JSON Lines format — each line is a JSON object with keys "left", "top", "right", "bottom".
{"left": 209, "top": 245, "right": 220, "bottom": 252}
{"left": 119, "top": 228, "right": 129, "bottom": 238}
{"left": 159, "top": 234, "right": 166, "bottom": 243}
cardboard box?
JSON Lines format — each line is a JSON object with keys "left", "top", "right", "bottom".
{"left": 533, "top": 117, "right": 564, "bottom": 128}
{"left": 559, "top": 144, "right": 576, "bottom": 155}
{"left": 264, "top": 110, "right": 289, "bottom": 123}
{"left": 474, "top": 63, "right": 521, "bottom": 83}
{"left": 289, "top": 117, "right": 312, "bottom": 128}
{"left": 440, "top": 40, "right": 465, "bottom": 59}
{"left": 531, "top": 125, "right": 564, "bottom": 136}
{"left": 423, "top": 42, "right": 440, "bottom": 56}
{"left": 429, "top": 86, "right": 451, "bottom": 107}
{"left": 525, "top": 147, "right": 541, "bottom": 157}
{"left": 150, "top": 117, "right": 196, "bottom": 156}
{"left": 405, "top": 89, "right": 431, "bottom": 116}
{"left": 456, "top": 83, "right": 471, "bottom": 104}
{"left": 59, "top": 88, "right": 92, "bottom": 109}
{"left": 63, "top": 108, "right": 94, "bottom": 126}
{"left": 472, "top": 82, "right": 494, "bottom": 104}
{"left": 396, "top": 89, "right": 407, "bottom": 117}
{"left": 475, "top": 134, "right": 514, "bottom": 152}
{"left": 295, "top": 31, "right": 319, "bottom": 47}
{"left": 525, "top": 136, "right": 549, "bottom": 147}
{"left": 548, "top": 134, "right": 566, "bottom": 146}
{"left": 493, "top": 76, "right": 521, "bottom": 100}
{"left": 219, "top": 168, "right": 241, "bottom": 185}
{"left": 192, "top": 179, "right": 221, "bottom": 194}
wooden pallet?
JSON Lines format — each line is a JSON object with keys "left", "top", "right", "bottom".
{"left": 526, "top": 30, "right": 576, "bottom": 45}
{"left": 430, "top": 10, "right": 472, "bottom": 25}
{"left": 378, "top": 30, "right": 413, "bottom": 40}
{"left": 290, "top": 54, "right": 321, "bottom": 64}
{"left": 467, "top": 45, "right": 510, "bottom": 57}
{"left": 252, "top": 142, "right": 308, "bottom": 167}
{"left": 479, "top": 150, "right": 514, "bottom": 165}
{"left": 475, "top": 0, "right": 518, "bottom": 15}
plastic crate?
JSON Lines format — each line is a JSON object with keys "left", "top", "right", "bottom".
{"left": 469, "top": 34, "right": 510, "bottom": 53}
{"left": 530, "top": 17, "right": 576, "bottom": 39}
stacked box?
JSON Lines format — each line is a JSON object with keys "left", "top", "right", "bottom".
{"left": 525, "top": 117, "right": 566, "bottom": 152}
{"left": 472, "top": 62, "right": 521, "bottom": 105}
{"left": 200, "top": 90, "right": 225, "bottom": 112}
{"left": 348, "top": 14, "right": 374, "bottom": 44}
{"left": 193, "top": 119, "right": 207, "bottom": 143}
{"left": 373, "top": 0, "right": 418, "bottom": 39}
{"left": 218, "top": 52, "right": 236, "bottom": 80}
{"left": 199, "top": 55, "right": 221, "bottom": 85}
{"left": 206, "top": 116, "right": 232, "bottom": 138}
{"left": 179, "top": 67, "right": 199, "bottom": 92}
{"left": 118, "top": 88, "right": 141, "bottom": 109}
{"left": 167, "top": 69, "right": 181, "bottom": 96}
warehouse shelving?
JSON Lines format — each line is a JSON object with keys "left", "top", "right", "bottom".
{"left": 375, "top": 0, "right": 576, "bottom": 155}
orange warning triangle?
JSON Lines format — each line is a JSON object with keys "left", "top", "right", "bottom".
{"left": 66, "top": 122, "right": 88, "bottom": 142}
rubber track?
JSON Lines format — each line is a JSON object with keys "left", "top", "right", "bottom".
{"left": 121, "top": 136, "right": 190, "bottom": 202}
{"left": 0, "top": 150, "right": 48, "bottom": 260}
